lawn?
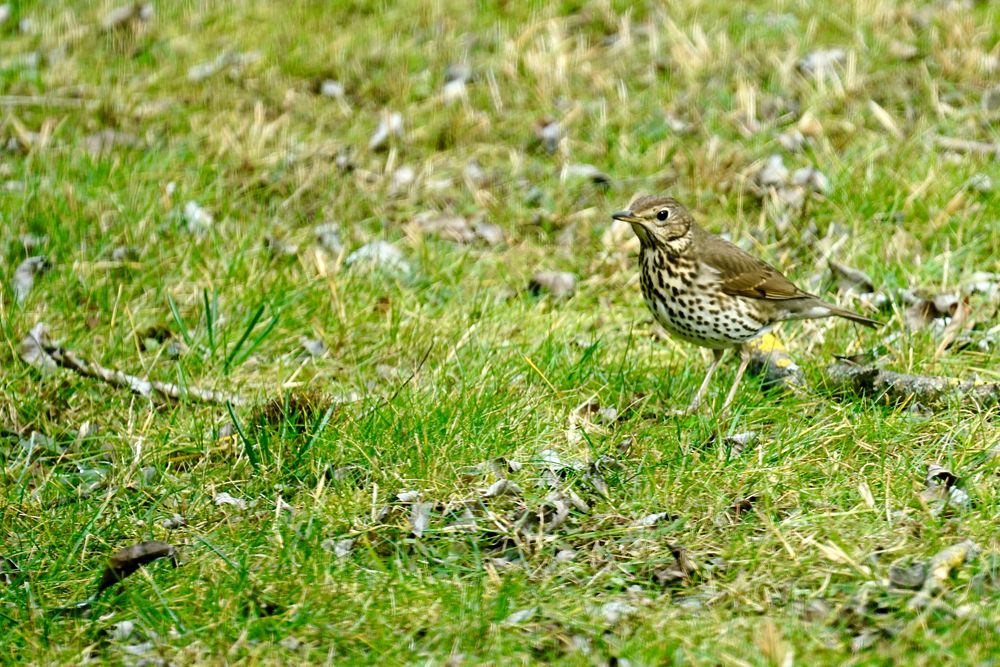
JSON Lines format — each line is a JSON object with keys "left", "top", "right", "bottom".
{"left": 2, "top": 0, "right": 999, "bottom": 664}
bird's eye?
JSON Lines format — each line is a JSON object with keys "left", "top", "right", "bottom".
{"left": 656, "top": 209, "right": 670, "bottom": 221}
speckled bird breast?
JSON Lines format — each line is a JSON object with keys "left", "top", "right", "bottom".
{"left": 638, "top": 247, "right": 770, "bottom": 350}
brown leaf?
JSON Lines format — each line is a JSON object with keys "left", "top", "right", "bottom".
{"left": 828, "top": 259, "right": 875, "bottom": 294}
{"left": 926, "top": 463, "right": 957, "bottom": 489}
{"left": 98, "top": 541, "right": 178, "bottom": 594}
{"left": 727, "top": 493, "right": 761, "bottom": 520}
{"left": 905, "top": 293, "right": 961, "bottom": 330}
{"left": 888, "top": 560, "right": 927, "bottom": 590}
{"left": 528, "top": 271, "right": 577, "bottom": 298}
{"left": 934, "top": 296, "right": 971, "bottom": 359}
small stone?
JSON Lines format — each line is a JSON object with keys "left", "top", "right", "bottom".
{"left": 345, "top": 241, "right": 411, "bottom": 276}
{"left": 560, "top": 163, "right": 611, "bottom": 187}
{"left": 755, "top": 154, "right": 789, "bottom": 188}
{"left": 777, "top": 129, "right": 806, "bottom": 152}
{"left": 111, "top": 246, "right": 140, "bottom": 262}
{"left": 889, "top": 41, "right": 919, "bottom": 61}
{"left": 444, "top": 63, "right": 472, "bottom": 83}
{"left": 596, "top": 600, "right": 638, "bottom": 624}
{"left": 299, "top": 336, "right": 327, "bottom": 358}
{"left": 983, "top": 86, "right": 1000, "bottom": 112}
{"left": 791, "top": 167, "right": 830, "bottom": 193}
{"left": 463, "top": 160, "right": 486, "bottom": 187}
{"left": 528, "top": 271, "right": 577, "bottom": 298}
{"left": 319, "top": 80, "right": 345, "bottom": 99}
{"left": 369, "top": 112, "right": 404, "bottom": 151}
{"left": 965, "top": 173, "right": 993, "bottom": 193}
{"left": 390, "top": 165, "right": 415, "bottom": 192}
{"left": 183, "top": 201, "right": 213, "bottom": 235}
{"left": 535, "top": 119, "right": 562, "bottom": 154}
{"left": 110, "top": 619, "right": 136, "bottom": 641}
{"left": 473, "top": 220, "right": 504, "bottom": 246}
{"left": 442, "top": 79, "right": 466, "bottom": 103}
{"left": 315, "top": 222, "right": 343, "bottom": 254}
{"left": 798, "top": 48, "right": 847, "bottom": 78}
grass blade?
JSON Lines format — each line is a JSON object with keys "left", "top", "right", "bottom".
{"left": 224, "top": 303, "right": 265, "bottom": 374}
{"left": 226, "top": 400, "right": 258, "bottom": 472}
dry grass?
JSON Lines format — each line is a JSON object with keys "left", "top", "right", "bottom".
{"left": 1, "top": 0, "right": 999, "bottom": 664}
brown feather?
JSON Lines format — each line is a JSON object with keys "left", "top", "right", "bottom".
{"left": 692, "top": 225, "right": 806, "bottom": 301}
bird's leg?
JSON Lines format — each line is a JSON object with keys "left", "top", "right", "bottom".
{"left": 720, "top": 346, "right": 752, "bottom": 413}
{"left": 685, "top": 348, "right": 726, "bottom": 412}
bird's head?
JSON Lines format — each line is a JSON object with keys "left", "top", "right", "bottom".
{"left": 612, "top": 194, "right": 694, "bottom": 251}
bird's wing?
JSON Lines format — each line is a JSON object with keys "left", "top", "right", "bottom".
{"left": 696, "top": 229, "right": 805, "bottom": 301}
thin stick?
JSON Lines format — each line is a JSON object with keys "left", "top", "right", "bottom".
{"left": 21, "top": 324, "right": 245, "bottom": 406}
{"left": 933, "top": 135, "right": 1000, "bottom": 157}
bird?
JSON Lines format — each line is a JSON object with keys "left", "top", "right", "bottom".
{"left": 612, "top": 194, "right": 878, "bottom": 413}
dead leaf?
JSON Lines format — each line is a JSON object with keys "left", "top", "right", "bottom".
{"left": 905, "top": 293, "right": 961, "bottom": 330}
{"left": 560, "top": 163, "right": 611, "bottom": 187}
{"left": 409, "top": 501, "right": 433, "bottom": 537}
{"left": 926, "top": 463, "right": 957, "bottom": 488}
{"left": 97, "top": 541, "right": 178, "bottom": 594}
{"left": 19, "top": 322, "right": 57, "bottom": 372}
{"left": 13, "top": 256, "right": 50, "bottom": 303}
{"left": 411, "top": 212, "right": 475, "bottom": 243}
{"left": 654, "top": 543, "right": 697, "bottom": 586}
{"left": 472, "top": 220, "right": 504, "bottom": 246}
{"left": 934, "top": 296, "right": 971, "bottom": 358}
{"left": 502, "top": 607, "right": 537, "bottom": 626}
{"left": 101, "top": 3, "right": 153, "bottom": 31}
{"left": 828, "top": 259, "right": 875, "bottom": 294}
{"left": 528, "top": 271, "right": 577, "bottom": 298}
{"left": 727, "top": 493, "right": 761, "bottom": 520}
{"left": 630, "top": 511, "right": 676, "bottom": 528}
{"left": 214, "top": 491, "right": 246, "bottom": 510}
{"left": 483, "top": 478, "right": 522, "bottom": 499}
{"left": 1, "top": 556, "right": 19, "bottom": 586}
{"left": 888, "top": 560, "right": 927, "bottom": 590}
{"left": 369, "top": 111, "right": 403, "bottom": 151}
{"left": 534, "top": 118, "right": 562, "bottom": 153}
{"left": 927, "top": 540, "right": 979, "bottom": 588}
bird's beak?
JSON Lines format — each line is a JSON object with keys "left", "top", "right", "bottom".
{"left": 612, "top": 209, "right": 642, "bottom": 224}
{"left": 613, "top": 210, "right": 653, "bottom": 245}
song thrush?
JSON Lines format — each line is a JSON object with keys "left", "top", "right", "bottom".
{"left": 613, "top": 194, "right": 878, "bottom": 412}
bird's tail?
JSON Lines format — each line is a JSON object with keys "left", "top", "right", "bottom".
{"left": 826, "top": 304, "right": 880, "bottom": 328}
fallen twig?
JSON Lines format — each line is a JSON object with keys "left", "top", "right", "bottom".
{"left": 0, "top": 95, "right": 89, "bottom": 109}
{"left": 933, "top": 136, "right": 1000, "bottom": 158}
{"left": 823, "top": 362, "right": 999, "bottom": 408}
{"left": 20, "top": 323, "right": 246, "bottom": 405}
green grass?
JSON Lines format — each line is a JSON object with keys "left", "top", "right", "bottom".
{"left": 2, "top": 0, "right": 999, "bottom": 664}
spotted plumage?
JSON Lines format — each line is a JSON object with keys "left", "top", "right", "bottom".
{"left": 613, "top": 195, "right": 878, "bottom": 412}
